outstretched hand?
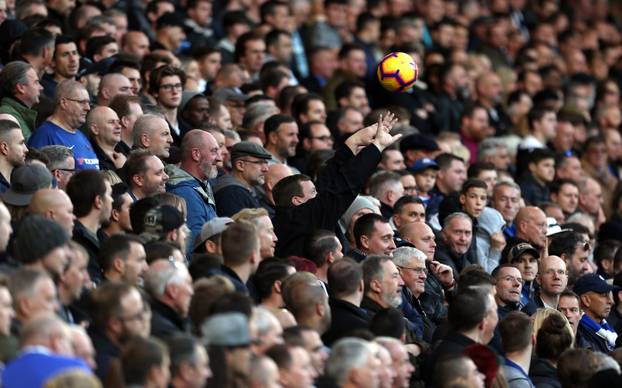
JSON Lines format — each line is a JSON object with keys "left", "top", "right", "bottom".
{"left": 345, "top": 111, "right": 400, "bottom": 154}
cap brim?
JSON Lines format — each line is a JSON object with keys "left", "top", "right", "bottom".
{"left": 0, "top": 190, "right": 33, "bottom": 206}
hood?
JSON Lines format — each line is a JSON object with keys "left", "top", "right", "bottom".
{"left": 165, "top": 164, "right": 197, "bottom": 187}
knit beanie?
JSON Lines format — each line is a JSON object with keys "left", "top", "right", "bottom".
{"left": 341, "top": 195, "right": 380, "bottom": 231}
{"left": 15, "top": 215, "right": 70, "bottom": 264}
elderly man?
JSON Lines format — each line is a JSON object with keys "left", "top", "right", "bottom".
{"left": 435, "top": 212, "right": 477, "bottom": 278}
{"left": 29, "top": 188, "right": 75, "bottom": 236}
{"left": 145, "top": 259, "right": 194, "bottom": 339}
{"left": 28, "top": 80, "right": 98, "bottom": 170}
{"left": 574, "top": 274, "right": 618, "bottom": 353}
{"left": 393, "top": 247, "right": 436, "bottom": 342}
{"left": 376, "top": 337, "right": 415, "bottom": 388}
{"left": 166, "top": 130, "right": 220, "bottom": 247}
{"left": 491, "top": 181, "right": 522, "bottom": 241}
{"left": 502, "top": 206, "right": 548, "bottom": 261}
{"left": 325, "top": 338, "right": 380, "bottom": 388}
{"left": 132, "top": 113, "right": 174, "bottom": 159}
{"left": 39, "top": 145, "right": 75, "bottom": 191}
{"left": 0, "top": 61, "right": 42, "bottom": 139}
{"left": 87, "top": 106, "right": 126, "bottom": 170}
{"left": 361, "top": 255, "right": 404, "bottom": 320}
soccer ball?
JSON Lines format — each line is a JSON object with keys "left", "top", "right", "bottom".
{"left": 377, "top": 52, "right": 419, "bottom": 92}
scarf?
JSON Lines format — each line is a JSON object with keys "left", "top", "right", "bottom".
{"left": 580, "top": 314, "right": 618, "bottom": 350}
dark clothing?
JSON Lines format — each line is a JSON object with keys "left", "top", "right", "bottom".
{"left": 502, "top": 236, "right": 530, "bottom": 263}
{"left": 401, "top": 287, "right": 436, "bottom": 342}
{"left": 599, "top": 215, "right": 622, "bottom": 243}
{"left": 608, "top": 308, "right": 622, "bottom": 336}
{"left": 213, "top": 174, "right": 261, "bottom": 217}
{"left": 0, "top": 173, "right": 8, "bottom": 193}
{"left": 346, "top": 249, "right": 367, "bottom": 263}
{"left": 274, "top": 144, "right": 381, "bottom": 258}
{"left": 322, "top": 298, "right": 370, "bottom": 347}
{"left": 207, "top": 265, "right": 249, "bottom": 295}
{"left": 150, "top": 299, "right": 189, "bottom": 340}
{"left": 426, "top": 187, "right": 448, "bottom": 221}
{"left": 360, "top": 295, "right": 385, "bottom": 320}
{"left": 576, "top": 319, "right": 613, "bottom": 353}
{"left": 92, "top": 141, "right": 118, "bottom": 171}
{"left": 490, "top": 303, "right": 521, "bottom": 353}
{"left": 421, "top": 271, "right": 449, "bottom": 325}
{"left": 433, "top": 92, "right": 466, "bottom": 133}
{"left": 40, "top": 73, "right": 59, "bottom": 99}
{"left": 114, "top": 141, "right": 131, "bottom": 156}
{"left": 518, "top": 173, "right": 550, "bottom": 206}
{"left": 434, "top": 238, "right": 477, "bottom": 280}
{"left": 88, "top": 327, "right": 120, "bottom": 382}
{"left": 380, "top": 202, "right": 393, "bottom": 219}
{"left": 529, "top": 358, "right": 561, "bottom": 388}
{"left": 72, "top": 221, "right": 103, "bottom": 284}
{"left": 255, "top": 186, "right": 275, "bottom": 218}
{"left": 422, "top": 332, "right": 478, "bottom": 384}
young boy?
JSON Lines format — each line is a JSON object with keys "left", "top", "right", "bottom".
{"left": 459, "top": 178, "right": 488, "bottom": 219}
{"left": 411, "top": 158, "right": 439, "bottom": 207}
{"left": 518, "top": 148, "right": 555, "bottom": 206}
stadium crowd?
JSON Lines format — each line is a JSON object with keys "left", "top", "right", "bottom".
{"left": 1, "top": 0, "right": 622, "bottom": 387}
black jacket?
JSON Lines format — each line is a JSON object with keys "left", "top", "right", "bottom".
{"left": 73, "top": 221, "right": 102, "bottom": 284}
{"left": 88, "top": 326, "right": 120, "bottom": 382}
{"left": 322, "top": 298, "right": 370, "bottom": 346}
{"left": 422, "top": 332, "right": 478, "bottom": 384}
{"left": 213, "top": 174, "right": 261, "bottom": 217}
{"left": 274, "top": 144, "right": 381, "bottom": 258}
{"left": 518, "top": 173, "right": 549, "bottom": 207}
{"left": 150, "top": 299, "right": 189, "bottom": 340}
{"left": 434, "top": 238, "right": 477, "bottom": 280}
{"left": 529, "top": 358, "right": 560, "bottom": 388}
{"left": 576, "top": 320, "right": 613, "bottom": 353}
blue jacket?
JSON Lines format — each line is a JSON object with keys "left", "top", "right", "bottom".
{"left": 166, "top": 165, "right": 217, "bottom": 252}
{"left": 2, "top": 349, "right": 90, "bottom": 388}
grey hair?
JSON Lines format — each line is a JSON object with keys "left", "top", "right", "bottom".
{"left": 132, "top": 113, "right": 165, "bottom": 146}
{"left": 242, "top": 101, "right": 279, "bottom": 132}
{"left": 477, "top": 137, "right": 506, "bottom": 160}
{"left": 443, "top": 212, "right": 472, "bottom": 228}
{"left": 593, "top": 352, "right": 622, "bottom": 374}
{"left": 392, "top": 246, "right": 426, "bottom": 267}
{"left": 39, "top": 145, "right": 74, "bottom": 170}
{"left": 367, "top": 171, "right": 402, "bottom": 199}
{"left": 144, "top": 262, "right": 189, "bottom": 297}
{"left": 326, "top": 338, "right": 375, "bottom": 385}
{"left": 251, "top": 306, "right": 281, "bottom": 337}
{"left": 0, "top": 61, "right": 32, "bottom": 97}
{"left": 223, "top": 129, "right": 241, "bottom": 142}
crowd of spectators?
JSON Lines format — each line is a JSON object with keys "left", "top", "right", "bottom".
{"left": 1, "top": 0, "right": 622, "bottom": 387}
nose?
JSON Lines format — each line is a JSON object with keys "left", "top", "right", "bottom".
{"left": 388, "top": 239, "right": 396, "bottom": 250}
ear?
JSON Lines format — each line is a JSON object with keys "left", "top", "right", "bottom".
{"left": 111, "top": 208, "right": 120, "bottom": 223}
{"left": 112, "top": 257, "right": 125, "bottom": 273}
{"left": 205, "top": 240, "right": 217, "bottom": 254}
{"left": 303, "top": 138, "right": 312, "bottom": 150}
{"left": 132, "top": 174, "right": 144, "bottom": 188}
{"left": 291, "top": 195, "right": 303, "bottom": 206}
{"left": 326, "top": 251, "right": 335, "bottom": 265}
{"left": 90, "top": 123, "right": 99, "bottom": 137}
{"left": 268, "top": 131, "right": 279, "bottom": 146}
{"left": 580, "top": 293, "right": 590, "bottom": 308}
{"left": 338, "top": 97, "right": 348, "bottom": 107}
{"left": 0, "top": 141, "right": 9, "bottom": 156}
{"left": 140, "top": 133, "right": 151, "bottom": 148}
{"left": 14, "top": 83, "right": 26, "bottom": 97}
{"left": 360, "top": 235, "right": 370, "bottom": 250}
{"left": 370, "top": 278, "right": 382, "bottom": 294}
{"left": 528, "top": 162, "right": 537, "bottom": 174}
{"left": 192, "top": 148, "right": 202, "bottom": 162}
{"left": 121, "top": 115, "right": 130, "bottom": 128}
{"left": 316, "top": 301, "right": 326, "bottom": 317}
{"left": 274, "top": 279, "right": 283, "bottom": 295}
{"left": 94, "top": 194, "right": 103, "bottom": 210}
{"left": 459, "top": 193, "right": 466, "bottom": 205}
{"left": 535, "top": 273, "right": 541, "bottom": 286}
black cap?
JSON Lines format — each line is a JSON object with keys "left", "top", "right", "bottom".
{"left": 156, "top": 12, "right": 185, "bottom": 30}
{"left": 574, "top": 274, "right": 620, "bottom": 296}
{"left": 1, "top": 164, "right": 53, "bottom": 206}
{"left": 507, "top": 242, "right": 540, "bottom": 262}
{"left": 399, "top": 134, "right": 439, "bottom": 154}
{"left": 141, "top": 205, "right": 185, "bottom": 242}
{"left": 230, "top": 141, "right": 272, "bottom": 162}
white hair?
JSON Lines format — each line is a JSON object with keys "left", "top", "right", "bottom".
{"left": 392, "top": 246, "right": 426, "bottom": 267}
{"left": 251, "top": 306, "right": 281, "bottom": 337}
{"left": 325, "top": 338, "right": 374, "bottom": 385}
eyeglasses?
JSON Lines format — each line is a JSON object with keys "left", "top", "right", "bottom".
{"left": 542, "top": 269, "right": 567, "bottom": 277}
{"left": 64, "top": 98, "right": 92, "bottom": 107}
{"left": 397, "top": 265, "right": 428, "bottom": 275}
{"left": 54, "top": 168, "right": 76, "bottom": 174}
{"left": 160, "top": 83, "right": 183, "bottom": 91}
{"left": 500, "top": 275, "right": 524, "bottom": 285}
{"left": 240, "top": 159, "right": 269, "bottom": 165}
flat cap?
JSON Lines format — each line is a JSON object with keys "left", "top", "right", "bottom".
{"left": 230, "top": 141, "right": 272, "bottom": 161}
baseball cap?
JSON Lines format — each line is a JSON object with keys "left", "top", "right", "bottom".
{"left": 546, "top": 217, "right": 571, "bottom": 237}
{"left": 230, "top": 141, "right": 272, "bottom": 162}
{"left": 141, "top": 205, "right": 185, "bottom": 242}
{"left": 202, "top": 312, "right": 253, "bottom": 347}
{"left": 399, "top": 134, "right": 439, "bottom": 154}
{"left": 1, "top": 164, "right": 53, "bottom": 206}
{"left": 507, "top": 242, "right": 540, "bottom": 262}
{"left": 193, "top": 217, "right": 234, "bottom": 252}
{"left": 213, "top": 87, "right": 249, "bottom": 104}
{"left": 574, "top": 273, "right": 620, "bottom": 296}
{"left": 410, "top": 158, "right": 439, "bottom": 174}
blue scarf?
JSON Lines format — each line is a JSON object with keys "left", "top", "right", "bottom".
{"left": 580, "top": 314, "right": 618, "bottom": 350}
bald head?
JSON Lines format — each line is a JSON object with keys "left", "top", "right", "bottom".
{"left": 399, "top": 221, "right": 436, "bottom": 260}
{"left": 98, "top": 73, "right": 132, "bottom": 105}
{"left": 265, "top": 163, "right": 292, "bottom": 190}
{"left": 132, "top": 114, "right": 172, "bottom": 158}
{"left": 515, "top": 206, "right": 545, "bottom": 224}
{"left": 515, "top": 206, "right": 547, "bottom": 248}
{"left": 29, "top": 189, "right": 75, "bottom": 234}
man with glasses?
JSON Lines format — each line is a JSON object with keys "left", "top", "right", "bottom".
{"left": 29, "top": 80, "right": 99, "bottom": 170}
{"left": 532, "top": 255, "right": 568, "bottom": 309}
{"left": 489, "top": 263, "right": 524, "bottom": 352}
{"left": 150, "top": 65, "right": 185, "bottom": 145}
{"left": 213, "top": 141, "right": 272, "bottom": 217}
{"left": 40, "top": 145, "right": 76, "bottom": 191}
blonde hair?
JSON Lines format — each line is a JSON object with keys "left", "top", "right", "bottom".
{"left": 45, "top": 370, "right": 102, "bottom": 388}
{"left": 532, "top": 307, "right": 575, "bottom": 343}
{"left": 232, "top": 208, "right": 269, "bottom": 226}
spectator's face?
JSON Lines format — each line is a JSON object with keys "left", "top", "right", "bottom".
{"left": 537, "top": 256, "right": 567, "bottom": 296}
{"left": 42, "top": 245, "right": 70, "bottom": 279}
{"left": 118, "top": 288, "right": 149, "bottom": 340}
{"left": 398, "top": 258, "right": 427, "bottom": 297}
{"left": 237, "top": 157, "right": 269, "bottom": 185}
{"left": 63, "top": 88, "right": 91, "bottom": 128}
{"left": 380, "top": 260, "right": 404, "bottom": 308}
{"left": 123, "top": 32, "right": 150, "bottom": 58}
{"left": 544, "top": 205, "right": 564, "bottom": 226}
{"left": 0, "top": 287, "right": 14, "bottom": 336}
{"left": 199, "top": 133, "right": 222, "bottom": 180}
{"left": 183, "top": 96, "right": 211, "bottom": 128}
{"left": 553, "top": 121, "right": 575, "bottom": 152}
{"left": 257, "top": 215, "right": 278, "bottom": 258}
{"left": 376, "top": 347, "right": 395, "bottom": 388}
{"left": 479, "top": 73, "right": 502, "bottom": 103}
{"left": 311, "top": 50, "right": 338, "bottom": 79}
{"left": 495, "top": 266, "right": 523, "bottom": 305}
{"left": 19, "top": 68, "right": 43, "bottom": 107}
{"left": 363, "top": 221, "right": 396, "bottom": 256}
{"left": 172, "top": 270, "right": 194, "bottom": 317}
{"left": 139, "top": 155, "right": 168, "bottom": 196}
{"left": 29, "top": 277, "right": 60, "bottom": 317}
{"left": 337, "top": 109, "right": 364, "bottom": 135}
{"left": 242, "top": 39, "right": 266, "bottom": 74}
{"left": 210, "top": 131, "right": 227, "bottom": 169}
{"left": 157, "top": 75, "right": 183, "bottom": 109}
{"left": 556, "top": 156, "right": 585, "bottom": 182}
{"left": 460, "top": 187, "right": 487, "bottom": 219}
{"left": 122, "top": 102, "right": 143, "bottom": 133}
{"left": 198, "top": 52, "right": 221, "bottom": 81}
{"left": 55, "top": 156, "right": 76, "bottom": 191}
{"left": 530, "top": 158, "right": 555, "bottom": 183}
{"left": 351, "top": 352, "right": 381, "bottom": 388}
{"left": 62, "top": 247, "right": 89, "bottom": 299}
{"left": 521, "top": 211, "right": 547, "bottom": 248}
{"left": 275, "top": 122, "right": 299, "bottom": 158}
{"left": 343, "top": 50, "right": 367, "bottom": 78}
{"left": 326, "top": 3, "right": 348, "bottom": 28}
{"left": 512, "top": 253, "right": 538, "bottom": 282}
{"left": 583, "top": 291, "right": 613, "bottom": 321}
{"left": 100, "top": 181, "right": 113, "bottom": 223}
{"left": 380, "top": 150, "right": 405, "bottom": 171}
{"left": 302, "top": 100, "right": 327, "bottom": 124}
{"left": 605, "top": 129, "right": 622, "bottom": 161}
{"left": 213, "top": 105, "right": 233, "bottom": 131}
{"left": 395, "top": 202, "right": 426, "bottom": 228}
{"left": 487, "top": 146, "right": 511, "bottom": 171}
{"left": 301, "top": 329, "right": 328, "bottom": 375}
{"left": 442, "top": 217, "right": 472, "bottom": 255}
{"left": 113, "top": 193, "right": 133, "bottom": 232}
{"left": 414, "top": 169, "right": 436, "bottom": 194}
{"left": 305, "top": 123, "right": 333, "bottom": 151}
{"left": 54, "top": 42, "right": 80, "bottom": 78}
{"left": 280, "top": 347, "right": 316, "bottom": 388}
{"left": 272, "top": 34, "right": 293, "bottom": 63}
{"left": 94, "top": 108, "right": 122, "bottom": 146}
{"left": 477, "top": 170, "right": 497, "bottom": 198}
{"left": 585, "top": 142, "right": 608, "bottom": 169}
{"left": 106, "top": 75, "right": 132, "bottom": 99}
{"left": 464, "top": 359, "right": 486, "bottom": 388}
{"left": 4, "top": 128, "right": 27, "bottom": 168}
{"left": 145, "top": 118, "right": 174, "bottom": 158}
{"left": 438, "top": 160, "right": 467, "bottom": 192}
{"left": 122, "top": 242, "right": 148, "bottom": 286}
{"left": 346, "top": 87, "right": 370, "bottom": 115}
{"left": 464, "top": 108, "right": 491, "bottom": 141}
{"left": 580, "top": 180, "right": 603, "bottom": 214}
{"left": 404, "top": 224, "right": 436, "bottom": 260}
{"left": 558, "top": 296, "right": 581, "bottom": 331}
{"left": 50, "top": 191, "right": 75, "bottom": 235}
{"left": 188, "top": 0, "right": 212, "bottom": 27}
{"left": 400, "top": 174, "right": 416, "bottom": 196}
{"left": 97, "top": 42, "right": 119, "bottom": 61}
{"left": 553, "top": 183, "right": 579, "bottom": 214}
{"left": 538, "top": 112, "right": 558, "bottom": 140}
{"left": 566, "top": 243, "right": 593, "bottom": 280}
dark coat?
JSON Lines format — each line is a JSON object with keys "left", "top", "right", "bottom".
{"left": 422, "top": 332, "right": 478, "bottom": 384}
{"left": 73, "top": 221, "right": 102, "bottom": 284}
{"left": 274, "top": 144, "right": 381, "bottom": 258}
{"left": 88, "top": 326, "right": 120, "bottom": 382}
{"left": 529, "top": 358, "right": 561, "bottom": 388}
{"left": 434, "top": 238, "right": 477, "bottom": 280}
{"left": 213, "top": 174, "right": 261, "bottom": 217}
{"left": 322, "top": 298, "right": 370, "bottom": 347}
{"left": 150, "top": 299, "right": 189, "bottom": 340}
{"left": 576, "top": 320, "right": 613, "bottom": 353}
